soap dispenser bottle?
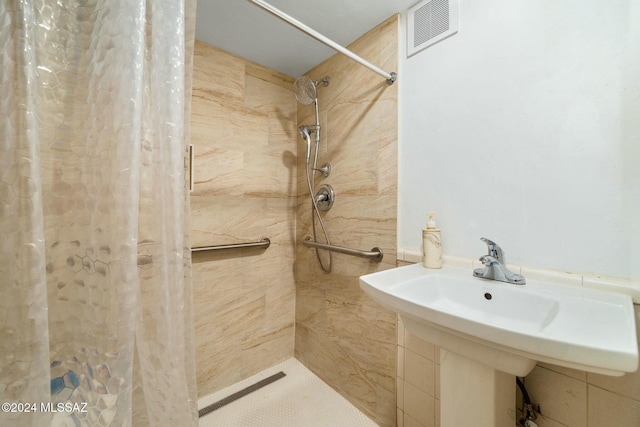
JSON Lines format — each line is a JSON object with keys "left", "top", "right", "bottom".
{"left": 422, "top": 212, "right": 443, "bottom": 269}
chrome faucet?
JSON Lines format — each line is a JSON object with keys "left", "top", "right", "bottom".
{"left": 473, "top": 238, "right": 526, "bottom": 285}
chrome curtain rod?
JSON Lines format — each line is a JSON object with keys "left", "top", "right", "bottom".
{"left": 248, "top": 0, "right": 397, "bottom": 85}
{"left": 192, "top": 237, "right": 271, "bottom": 253}
{"left": 303, "top": 237, "right": 384, "bottom": 263}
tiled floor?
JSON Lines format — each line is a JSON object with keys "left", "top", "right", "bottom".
{"left": 198, "top": 358, "right": 378, "bottom": 427}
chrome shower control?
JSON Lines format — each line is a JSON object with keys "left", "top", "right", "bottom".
{"left": 315, "top": 184, "right": 335, "bottom": 211}
{"left": 313, "top": 163, "right": 331, "bottom": 177}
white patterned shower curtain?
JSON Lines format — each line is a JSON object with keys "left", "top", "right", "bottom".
{"left": 0, "top": 1, "right": 198, "bottom": 426}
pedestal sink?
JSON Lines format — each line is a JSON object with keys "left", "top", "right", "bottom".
{"left": 360, "top": 264, "right": 638, "bottom": 427}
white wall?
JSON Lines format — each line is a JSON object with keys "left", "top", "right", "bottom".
{"left": 399, "top": 0, "right": 640, "bottom": 278}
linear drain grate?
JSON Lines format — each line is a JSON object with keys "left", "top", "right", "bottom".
{"left": 198, "top": 371, "right": 287, "bottom": 418}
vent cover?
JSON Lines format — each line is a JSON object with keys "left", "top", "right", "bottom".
{"left": 407, "top": 0, "right": 458, "bottom": 57}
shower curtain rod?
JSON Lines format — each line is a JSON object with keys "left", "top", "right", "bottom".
{"left": 248, "top": 0, "right": 397, "bottom": 84}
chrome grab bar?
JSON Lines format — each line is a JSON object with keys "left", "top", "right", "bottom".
{"left": 192, "top": 237, "right": 271, "bottom": 253}
{"left": 302, "top": 236, "right": 383, "bottom": 263}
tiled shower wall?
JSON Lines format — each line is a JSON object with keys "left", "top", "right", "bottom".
{"left": 294, "top": 16, "right": 399, "bottom": 427}
{"left": 190, "top": 41, "right": 297, "bottom": 397}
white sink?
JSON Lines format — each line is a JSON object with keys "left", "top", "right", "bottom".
{"left": 360, "top": 263, "right": 638, "bottom": 377}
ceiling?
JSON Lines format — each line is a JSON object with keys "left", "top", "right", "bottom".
{"left": 195, "top": 0, "right": 413, "bottom": 78}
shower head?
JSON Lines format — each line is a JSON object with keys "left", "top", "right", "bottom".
{"left": 294, "top": 76, "right": 316, "bottom": 105}
{"left": 294, "top": 76, "right": 330, "bottom": 105}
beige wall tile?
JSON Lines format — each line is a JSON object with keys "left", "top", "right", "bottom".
{"left": 397, "top": 408, "right": 405, "bottom": 427}
{"left": 536, "top": 362, "right": 587, "bottom": 382}
{"left": 404, "top": 381, "right": 435, "bottom": 427}
{"left": 294, "top": 15, "right": 399, "bottom": 427}
{"left": 404, "top": 329, "right": 436, "bottom": 361}
{"left": 397, "top": 374, "right": 404, "bottom": 408}
{"left": 398, "top": 346, "right": 405, "bottom": 379}
{"left": 192, "top": 40, "right": 245, "bottom": 103}
{"left": 405, "top": 349, "right": 436, "bottom": 397}
{"left": 295, "top": 323, "right": 395, "bottom": 424}
{"left": 588, "top": 385, "right": 640, "bottom": 427}
{"left": 404, "top": 413, "right": 426, "bottom": 427}
{"left": 588, "top": 368, "right": 640, "bottom": 404}
{"left": 525, "top": 366, "right": 587, "bottom": 427}
{"left": 191, "top": 41, "right": 296, "bottom": 397}
{"left": 245, "top": 62, "right": 294, "bottom": 91}
{"left": 398, "top": 314, "right": 405, "bottom": 347}
{"left": 190, "top": 196, "right": 266, "bottom": 247}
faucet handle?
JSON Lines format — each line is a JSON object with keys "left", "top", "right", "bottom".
{"left": 480, "top": 237, "right": 505, "bottom": 265}
{"left": 479, "top": 254, "right": 499, "bottom": 266}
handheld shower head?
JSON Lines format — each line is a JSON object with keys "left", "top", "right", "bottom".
{"left": 298, "top": 125, "right": 313, "bottom": 164}
{"left": 298, "top": 125, "right": 310, "bottom": 138}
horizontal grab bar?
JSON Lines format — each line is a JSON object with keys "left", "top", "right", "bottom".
{"left": 192, "top": 237, "right": 271, "bottom": 253}
{"left": 302, "top": 237, "right": 383, "bottom": 263}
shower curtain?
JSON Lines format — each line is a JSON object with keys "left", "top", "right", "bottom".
{"left": 0, "top": 1, "right": 198, "bottom": 426}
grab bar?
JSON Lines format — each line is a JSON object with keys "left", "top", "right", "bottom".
{"left": 192, "top": 237, "right": 271, "bottom": 253}
{"left": 302, "top": 237, "right": 383, "bottom": 263}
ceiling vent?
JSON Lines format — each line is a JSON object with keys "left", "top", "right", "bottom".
{"left": 407, "top": 0, "right": 458, "bottom": 57}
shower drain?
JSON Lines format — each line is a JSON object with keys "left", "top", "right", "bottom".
{"left": 198, "top": 371, "right": 286, "bottom": 418}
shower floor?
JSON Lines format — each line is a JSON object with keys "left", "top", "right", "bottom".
{"left": 197, "top": 358, "right": 378, "bottom": 427}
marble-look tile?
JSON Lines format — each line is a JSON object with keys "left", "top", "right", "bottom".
{"left": 378, "top": 15, "right": 400, "bottom": 73}
{"left": 325, "top": 278, "right": 396, "bottom": 346}
{"left": 397, "top": 406, "right": 405, "bottom": 427}
{"left": 265, "top": 198, "right": 297, "bottom": 248}
{"left": 294, "top": 15, "right": 399, "bottom": 427}
{"left": 327, "top": 94, "right": 396, "bottom": 149}
{"left": 240, "top": 323, "right": 294, "bottom": 378}
{"left": 243, "top": 147, "right": 296, "bottom": 198}
{"left": 245, "top": 62, "right": 294, "bottom": 91}
{"left": 192, "top": 252, "right": 243, "bottom": 293}
{"left": 191, "top": 147, "right": 244, "bottom": 196}
{"left": 295, "top": 324, "right": 396, "bottom": 427}
{"left": 190, "top": 195, "right": 266, "bottom": 247}
{"left": 195, "top": 334, "right": 242, "bottom": 397}
{"left": 192, "top": 41, "right": 244, "bottom": 103}
{"left": 190, "top": 97, "right": 268, "bottom": 150}
{"left": 244, "top": 74, "right": 296, "bottom": 119}
{"left": 378, "top": 137, "right": 398, "bottom": 194}
{"left": 191, "top": 40, "right": 296, "bottom": 398}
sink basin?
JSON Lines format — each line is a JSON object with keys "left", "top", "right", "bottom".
{"left": 360, "top": 263, "right": 638, "bottom": 377}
